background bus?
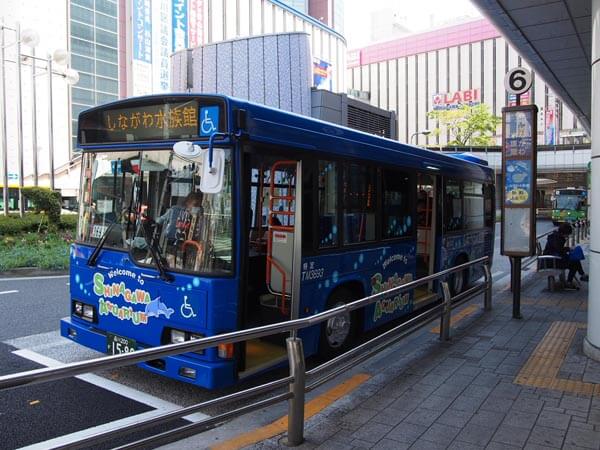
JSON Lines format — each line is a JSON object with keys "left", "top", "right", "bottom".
{"left": 61, "top": 94, "right": 495, "bottom": 389}
{"left": 551, "top": 187, "right": 587, "bottom": 225}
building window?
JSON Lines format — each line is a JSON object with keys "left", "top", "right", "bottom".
{"left": 444, "top": 179, "right": 463, "bottom": 232}
{"left": 318, "top": 161, "right": 338, "bottom": 248}
{"left": 343, "top": 163, "right": 377, "bottom": 244}
{"left": 382, "top": 169, "right": 412, "bottom": 239}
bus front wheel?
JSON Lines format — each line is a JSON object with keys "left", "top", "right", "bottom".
{"left": 319, "top": 287, "right": 358, "bottom": 358}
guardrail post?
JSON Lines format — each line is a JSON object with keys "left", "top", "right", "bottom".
{"left": 439, "top": 281, "right": 452, "bottom": 341}
{"left": 483, "top": 264, "right": 492, "bottom": 311}
{"left": 285, "top": 337, "right": 305, "bottom": 446}
{"left": 576, "top": 221, "right": 581, "bottom": 243}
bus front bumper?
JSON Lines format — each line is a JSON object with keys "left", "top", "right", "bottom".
{"left": 60, "top": 317, "right": 236, "bottom": 389}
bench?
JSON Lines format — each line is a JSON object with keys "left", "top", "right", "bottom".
{"left": 535, "top": 241, "right": 568, "bottom": 291}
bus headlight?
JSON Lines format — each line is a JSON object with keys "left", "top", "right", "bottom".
{"left": 170, "top": 329, "right": 187, "bottom": 344}
{"left": 73, "top": 300, "right": 95, "bottom": 322}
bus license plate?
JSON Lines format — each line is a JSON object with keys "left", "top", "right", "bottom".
{"left": 107, "top": 333, "right": 136, "bottom": 355}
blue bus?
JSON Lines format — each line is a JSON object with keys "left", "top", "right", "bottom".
{"left": 61, "top": 94, "right": 495, "bottom": 389}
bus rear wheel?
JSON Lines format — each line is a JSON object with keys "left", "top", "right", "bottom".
{"left": 449, "top": 256, "right": 469, "bottom": 296}
{"left": 319, "top": 287, "right": 358, "bottom": 358}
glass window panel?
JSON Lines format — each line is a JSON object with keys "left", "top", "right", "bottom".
{"left": 463, "top": 181, "right": 483, "bottom": 195}
{"left": 318, "top": 161, "right": 338, "bottom": 248}
{"left": 76, "top": 72, "right": 94, "bottom": 89}
{"left": 96, "top": 76, "right": 118, "bottom": 93}
{"left": 96, "top": 61, "right": 118, "bottom": 78}
{"left": 96, "top": 92, "right": 118, "bottom": 104}
{"left": 72, "top": 103, "right": 91, "bottom": 118}
{"left": 464, "top": 195, "right": 484, "bottom": 230}
{"left": 95, "top": 12, "right": 117, "bottom": 31}
{"left": 95, "top": 44, "right": 118, "bottom": 62}
{"left": 72, "top": 87, "right": 95, "bottom": 104}
{"left": 71, "top": 38, "right": 94, "bottom": 57}
{"left": 484, "top": 184, "right": 495, "bottom": 227}
{"left": 71, "top": 55, "right": 94, "bottom": 73}
{"left": 71, "top": 21, "right": 94, "bottom": 41}
{"left": 383, "top": 169, "right": 412, "bottom": 239}
{"left": 73, "top": 0, "right": 94, "bottom": 8}
{"left": 343, "top": 163, "right": 377, "bottom": 244}
{"left": 96, "top": 29, "right": 118, "bottom": 48}
{"left": 444, "top": 179, "right": 463, "bottom": 231}
{"left": 95, "top": 0, "right": 117, "bottom": 16}
{"left": 71, "top": 5, "right": 94, "bottom": 24}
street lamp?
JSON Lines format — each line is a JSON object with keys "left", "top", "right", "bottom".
{"left": 410, "top": 129, "right": 432, "bottom": 145}
{"left": 0, "top": 20, "right": 78, "bottom": 216}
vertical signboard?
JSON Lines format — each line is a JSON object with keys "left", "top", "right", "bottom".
{"left": 172, "top": 0, "right": 188, "bottom": 52}
{"left": 313, "top": 58, "right": 332, "bottom": 90}
{"left": 151, "top": 0, "right": 171, "bottom": 93}
{"left": 133, "top": 0, "right": 152, "bottom": 63}
{"left": 188, "top": 0, "right": 204, "bottom": 48}
{"left": 501, "top": 104, "right": 538, "bottom": 257}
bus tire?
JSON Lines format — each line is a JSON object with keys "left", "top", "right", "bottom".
{"left": 449, "top": 255, "right": 469, "bottom": 296}
{"left": 318, "top": 287, "right": 359, "bottom": 358}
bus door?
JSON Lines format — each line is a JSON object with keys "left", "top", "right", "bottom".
{"left": 241, "top": 153, "right": 301, "bottom": 376}
{"left": 415, "top": 173, "right": 438, "bottom": 307}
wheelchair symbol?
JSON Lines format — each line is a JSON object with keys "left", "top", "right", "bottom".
{"left": 201, "top": 109, "right": 217, "bottom": 135}
{"left": 180, "top": 295, "right": 197, "bottom": 319}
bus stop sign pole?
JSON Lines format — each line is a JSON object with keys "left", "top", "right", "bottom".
{"left": 501, "top": 68, "right": 537, "bottom": 319}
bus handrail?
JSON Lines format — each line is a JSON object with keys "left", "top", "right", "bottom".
{"left": 0, "top": 256, "right": 492, "bottom": 449}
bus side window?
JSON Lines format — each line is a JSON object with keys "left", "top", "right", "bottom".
{"left": 444, "top": 179, "right": 463, "bottom": 232}
{"left": 343, "top": 163, "right": 377, "bottom": 244}
{"left": 382, "top": 169, "right": 413, "bottom": 238}
{"left": 484, "top": 184, "right": 495, "bottom": 227}
{"left": 463, "top": 181, "right": 484, "bottom": 230}
{"left": 317, "top": 161, "right": 338, "bottom": 248}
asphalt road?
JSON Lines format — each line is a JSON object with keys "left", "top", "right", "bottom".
{"left": 0, "top": 218, "right": 558, "bottom": 449}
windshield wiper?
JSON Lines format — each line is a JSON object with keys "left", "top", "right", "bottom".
{"left": 139, "top": 222, "right": 174, "bottom": 282}
{"left": 87, "top": 222, "right": 118, "bottom": 267}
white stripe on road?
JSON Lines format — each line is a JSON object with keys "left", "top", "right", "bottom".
{"left": 0, "top": 274, "right": 69, "bottom": 282}
{"left": 492, "top": 271, "right": 504, "bottom": 279}
{"left": 12, "top": 349, "right": 208, "bottom": 422}
{"left": 0, "top": 290, "right": 18, "bottom": 295}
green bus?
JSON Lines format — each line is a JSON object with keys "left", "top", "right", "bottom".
{"left": 551, "top": 187, "right": 587, "bottom": 225}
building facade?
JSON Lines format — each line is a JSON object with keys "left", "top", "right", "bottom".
{"left": 347, "top": 19, "right": 589, "bottom": 147}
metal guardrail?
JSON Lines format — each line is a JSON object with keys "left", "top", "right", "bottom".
{"left": 0, "top": 256, "right": 492, "bottom": 449}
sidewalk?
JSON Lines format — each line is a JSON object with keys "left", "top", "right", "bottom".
{"left": 249, "top": 255, "right": 599, "bottom": 449}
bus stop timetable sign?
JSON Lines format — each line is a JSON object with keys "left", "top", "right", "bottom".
{"left": 501, "top": 104, "right": 538, "bottom": 257}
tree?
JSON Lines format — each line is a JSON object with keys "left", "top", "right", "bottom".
{"left": 22, "top": 187, "right": 62, "bottom": 229}
{"left": 427, "top": 103, "right": 501, "bottom": 146}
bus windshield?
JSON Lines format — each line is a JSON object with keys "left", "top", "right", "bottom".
{"left": 77, "top": 149, "right": 233, "bottom": 274}
{"left": 555, "top": 194, "right": 581, "bottom": 210}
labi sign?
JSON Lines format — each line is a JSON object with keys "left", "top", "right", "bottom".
{"left": 431, "top": 89, "right": 481, "bottom": 111}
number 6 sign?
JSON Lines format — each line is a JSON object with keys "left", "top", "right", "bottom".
{"left": 504, "top": 67, "right": 532, "bottom": 96}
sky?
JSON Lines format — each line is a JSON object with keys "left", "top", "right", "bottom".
{"left": 343, "top": 0, "right": 482, "bottom": 49}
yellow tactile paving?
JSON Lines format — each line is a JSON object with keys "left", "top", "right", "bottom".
{"left": 514, "top": 321, "right": 598, "bottom": 395}
{"left": 211, "top": 373, "right": 371, "bottom": 450}
{"left": 430, "top": 304, "right": 479, "bottom": 334}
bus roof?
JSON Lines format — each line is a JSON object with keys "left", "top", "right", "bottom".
{"left": 78, "top": 93, "right": 495, "bottom": 183}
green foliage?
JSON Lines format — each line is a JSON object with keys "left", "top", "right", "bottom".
{"left": 0, "top": 230, "right": 72, "bottom": 271}
{"left": 0, "top": 213, "right": 76, "bottom": 235}
{"left": 21, "top": 187, "right": 62, "bottom": 227}
{"left": 427, "top": 104, "right": 501, "bottom": 147}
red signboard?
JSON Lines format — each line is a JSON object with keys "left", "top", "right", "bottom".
{"left": 188, "top": 0, "right": 204, "bottom": 48}
{"left": 431, "top": 88, "right": 480, "bottom": 110}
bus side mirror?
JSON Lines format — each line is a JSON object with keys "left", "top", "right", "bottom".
{"left": 200, "top": 148, "right": 225, "bottom": 194}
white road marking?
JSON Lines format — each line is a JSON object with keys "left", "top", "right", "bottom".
{"left": 0, "top": 290, "right": 18, "bottom": 295}
{"left": 0, "top": 274, "right": 69, "bottom": 282}
{"left": 12, "top": 349, "right": 208, "bottom": 422}
{"left": 19, "top": 410, "right": 178, "bottom": 450}
{"left": 492, "top": 271, "right": 504, "bottom": 279}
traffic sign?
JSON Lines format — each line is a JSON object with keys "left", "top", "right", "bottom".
{"left": 504, "top": 67, "right": 532, "bottom": 96}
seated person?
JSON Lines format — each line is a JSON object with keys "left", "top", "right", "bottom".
{"left": 543, "top": 223, "right": 588, "bottom": 288}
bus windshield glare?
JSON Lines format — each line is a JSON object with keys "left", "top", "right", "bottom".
{"left": 77, "top": 148, "right": 233, "bottom": 274}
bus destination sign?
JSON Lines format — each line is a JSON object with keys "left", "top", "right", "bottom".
{"left": 101, "top": 101, "right": 199, "bottom": 142}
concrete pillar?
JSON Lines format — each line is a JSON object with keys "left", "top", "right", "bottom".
{"left": 584, "top": 0, "right": 600, "bottom": 361}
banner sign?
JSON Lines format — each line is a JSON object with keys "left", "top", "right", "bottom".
{"left": 188, "top": 0, "right": 204, "bottom": 48}
{"left": 431, "top": 88, "right": 480, "bottom": 111}
{"left": 313, "top": 58, "right": 332, "bottom": 90}
{"left": 157, "top": 0, "right": 171, "bottom": 91}
{"left": 133, "top": 0, "right": 152, "bottom": 63}
{"left": 172, "top": 0, "right": 188, "bottom": 52}
{"left": 501, "top": 105, "right": 538, "bottom": 257}
{"left": 508, "top": 91, "right": 530, "bottom": 106}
